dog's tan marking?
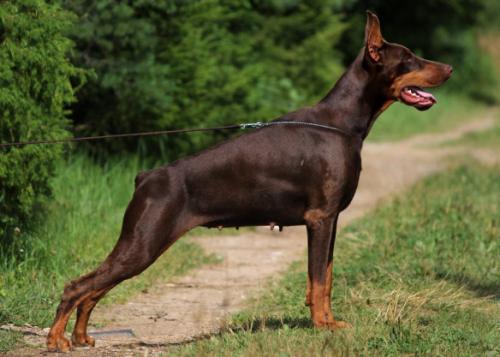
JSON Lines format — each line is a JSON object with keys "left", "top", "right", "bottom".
{"left": 304, "top": 209, "right": 329, "bottom": 229}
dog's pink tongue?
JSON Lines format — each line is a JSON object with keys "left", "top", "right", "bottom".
{"left": 415, "top": 88, "right": 437, "bottom": 102}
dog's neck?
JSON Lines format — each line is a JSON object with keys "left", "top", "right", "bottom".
{"left": 319, "top": 50, "right": 393, "bottom": 140}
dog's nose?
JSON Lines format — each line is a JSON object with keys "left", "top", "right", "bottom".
{"left": 445, "top": 65, "right": 453, "bottom": 76}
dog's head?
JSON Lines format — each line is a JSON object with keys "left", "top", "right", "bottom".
{"left": 363, "top": 11, "right": 452, "bottom": 111}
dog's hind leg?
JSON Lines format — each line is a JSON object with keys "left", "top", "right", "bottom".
{"left": 71, "top": 286, "right": 113, "bottom": 347}
{"left": 47, "top": 171, "right": 198, "bottom": 352}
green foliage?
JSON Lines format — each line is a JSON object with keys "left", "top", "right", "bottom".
{"left": 478, "top": 0, "right": 500, "bottom": 31}
{"left": 64, "top": 0, "right": 346, "bottom": 158}
{"left": 0, "top": 0, "right": 80, "bottom": 239}
{"left": 0, "top": 154, "right": 214, "bottom": 328}
{"left": 64, "top": 0, "right": 175, "bottom": 135}
{"left": 172, "top": 164, "right": 500, "bottom": 356}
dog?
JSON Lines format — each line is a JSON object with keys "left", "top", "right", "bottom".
{"left": 47, "top": 11, "right": 452, "bottom": 352}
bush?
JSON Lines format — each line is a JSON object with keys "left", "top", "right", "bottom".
{"left": 0, "top": 0, "right": 80, "bottom": 240}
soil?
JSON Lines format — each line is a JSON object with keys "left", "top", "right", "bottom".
{"left": 3, "top": 114, "right": 498, "bottom": 356}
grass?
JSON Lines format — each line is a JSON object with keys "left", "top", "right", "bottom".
{"left": 171, "top": 163, "right": 499, "bottom": 356}
{"left": 0, "top": 153, "right": 217, "bottom": 351}
{"left": 446, "top": 106, "right": 500, "bottom": 151}
{"left": 0, "top": 330, "right": 22, "bottom": 352}
{"left": 369, "top": 92, "right": 486, "bottom": 141}
{"left": 443, "top": 107, "right": 500, "bottom": 150}
{"left": 448, "top": 124, "right": 500, "bottom": 150}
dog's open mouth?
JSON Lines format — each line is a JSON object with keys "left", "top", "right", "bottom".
{"left": 400, "top": 86, "right": 436, "bottom": 111}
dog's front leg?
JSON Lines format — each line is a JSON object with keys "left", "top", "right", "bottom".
{"left": 305, "top": 215, "right": 338, "bottom": 309}
{"left": 323, "top": 217, "right": 338, "bottom": 323}
{"left": 305, "top": 231, "right": 313, "bottom": 307}
{"left": 324, "top": 218, "right": 351, "bottom": 329}
{"left": 306, "top": 214, "right": 335, "bottom": 328}
{"left": 306, "top": 213, "right": 350, "bottom": 330}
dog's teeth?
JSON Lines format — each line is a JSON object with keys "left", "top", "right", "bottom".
{"left": 410, "top": 89, "right": 419, "bottom": 97}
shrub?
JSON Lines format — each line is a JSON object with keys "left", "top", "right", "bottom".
{"left": 0, "top": 0, "right": 80, "bottom": 240}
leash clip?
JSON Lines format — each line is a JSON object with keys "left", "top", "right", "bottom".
{"left": 240, "top": 122, "right": 264, "bottom": 130}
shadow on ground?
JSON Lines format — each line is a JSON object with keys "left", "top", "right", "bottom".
{"left": 435, "top": 271, "right": 500, "bottom": 299}
{"left": 229, "top": 316, "right": 313, "bottom": 332}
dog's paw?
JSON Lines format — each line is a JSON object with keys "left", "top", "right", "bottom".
{"left": 47, "top": 335, "right": 72, "bottom": 353}
{"left": 326, "top": 320, "right": 352, "bottom": 330}
{"left": 71, "top": 333, "right": 95, "bottom": 348}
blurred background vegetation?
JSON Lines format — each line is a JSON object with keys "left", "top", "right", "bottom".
{"left": 1, "top": 0, "right": 499, "bottom": 241}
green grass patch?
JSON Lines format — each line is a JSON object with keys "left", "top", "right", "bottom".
{"left": 452, "top": 124, "right": 500, "bottom": 150}
{"left": 0, "top": 154, "right": 216, "bottom": 337}
{"left": 0, "top": 330, "right": 23, "bottom": 353}
{"left": 370, "top": 93, "right": 485, "bottom": 141}
{"left": 446, "top": 121, "right": 500, "bottom": 150}
{"left": 172, "top": 164, "right": 499, "bottom": 356}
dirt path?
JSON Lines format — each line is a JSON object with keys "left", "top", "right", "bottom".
{"left": 4, "top": 114, "right": 498, "bottom": 356}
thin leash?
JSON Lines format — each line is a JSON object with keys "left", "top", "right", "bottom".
{"left": 0, "top": 121, "right": 351, "bottom": 149}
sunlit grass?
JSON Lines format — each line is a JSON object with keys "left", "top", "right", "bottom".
{"left": 446, "top": 121, "right": 500, "bottom": 152}
{"left": 450, "top": 125, "right": 500, "bottom": 150}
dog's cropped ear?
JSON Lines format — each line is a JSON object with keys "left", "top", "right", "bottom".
{"left": 365, "top": 11, "right": 383, "bottom": 63}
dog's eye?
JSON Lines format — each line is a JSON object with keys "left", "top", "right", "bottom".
{"left": 397, "top": 61, "right": 411, "bottom": 74}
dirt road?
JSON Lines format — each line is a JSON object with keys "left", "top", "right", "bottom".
{"left": 4, "top": 115, "right": 498, "bottom": 356}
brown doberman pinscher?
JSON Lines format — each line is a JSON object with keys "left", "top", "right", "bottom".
{"left": 47, "top": 11, "right": 452, "bottom": 352}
